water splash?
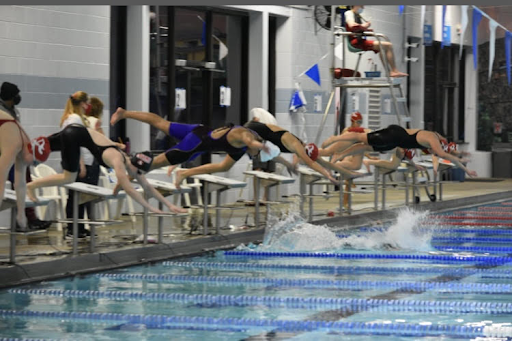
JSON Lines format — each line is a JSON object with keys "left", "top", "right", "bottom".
{"left": 342, "top": 207, "right": 434, "bottom": 251}
{"left": 237, "top": 206, "right": 435, "bottom": 252}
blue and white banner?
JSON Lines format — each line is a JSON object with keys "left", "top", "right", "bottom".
{"left": 441, "top": 6, "right": 447, "bottom": 49}
{"left": 506, "top": 31, "right": 512, "bottom": 86}
{"left": 289, "top": 88, "right": 307, "bottom": 112}
{"left": 472, "top": 8, "right": 483, "bottom": 70}
{"left": 488, "top": 20, "right": 499, "bottom": 81}
{"left": 423, "top": 24, "right": 433, "bottom": 46}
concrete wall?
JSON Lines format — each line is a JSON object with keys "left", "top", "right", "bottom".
{"left": 0, "top": 5, "right": 110, "bottom": 226}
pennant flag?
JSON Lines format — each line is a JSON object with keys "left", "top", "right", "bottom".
{"left": 305, "top": 64, "right": 321, "bottom": 86}
{"left": 472, "top": 8, "right": 483, "bottom": 69}
{"left": 201, "top": 21, "right": 206, "bottom": 46}
{"left": 441, "top": 6, "right": 447, "bottom": 49}
{"left": 506, "top": 31, "right": 512, "bottom": 86}
{"left": 289, "top": 89, "right": 307, "bottom": 112}
{"left": 399, "top": 5, "right": 404, "bottom": 15}
{"left": 488, "top": 20, "right": 499, "bottom": 81}
{"left": 459, "top": 5, "right": 468, "bottom": 59}
{"left": 219, "top": 40, "right": 228, "bottom": 60}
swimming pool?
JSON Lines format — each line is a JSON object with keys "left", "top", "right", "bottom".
{"left": 2, "top": 202, "right": 512, "bottom": 340}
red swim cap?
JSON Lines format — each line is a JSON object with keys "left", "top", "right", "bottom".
{"left": 350, "top": 112, "right": 362, "bottom": 122}
{"left": 348, "top": 126, "right": 365, "bottom": 133}
{"left": 447, "top": 142, "right": 457, "bottom": 153}
{"left": 28, "top": 136, "right": 51, "bottom": 163}
{"left": 305, "top": 143, "right": 319, "bottom": 161}
{"left": 404, "top": 149, "right": 416, "bottom": 160}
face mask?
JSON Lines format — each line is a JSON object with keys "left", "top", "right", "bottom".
{"left": 357, "top": 8, "right": 364, "bottom": 14}
{"left": 84, "top": 103, "right": 92, "bottom": 116}
{"left": 13, "top": 94, "right": 21, "bottom": 105}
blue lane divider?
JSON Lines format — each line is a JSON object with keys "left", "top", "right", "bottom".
{"left": 223, "top": 250, "right": 512, "bottom": 264}
{"left": 10, "top": 288, "right": 512, "bottom": 315}
{"left": 2, "top": 309, "right": 511, "bottom": 338}
{"left": 434, "top": 245, "right": 512, "bottom": 254}
{"left": 432, "top": 236, "right": 512, "bottom": 244}
{"left": 95, "top": 273, "right": 512, "bottom": 293}
{"left": 162, "top": 261, "right": 512, "bottom": 279}
{"left": 434, "top": 229, "right": 512, "bottom": 235}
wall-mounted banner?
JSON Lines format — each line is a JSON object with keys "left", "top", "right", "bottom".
{"left": 314, "top": 94, "right": 322, "bottom": 112}
{"left": 472, "top": 8, "right": 483, "bottom": 70}
{"left": 488, "top": 20, "right": 499, "bottom": 81}
{"left": 289, "top": 88, "right": 307, "bottom": 112}
{"left": 506, "top": 31, "right": 511, "bottom": 86}
{"left": 442, "top": 25, "right": 451, "bottom": 48}
{"left": 175, "top": 88, "right": 186, "bottom": 109}
{"left": 305, "top": 64, "right": 321, "bottom": 86}
{"left": 220, "top": 86, "right": 231, "bottom": 107}
{"left": 423, "top": 24, "right": 433, "bottom": 46}
{"left": 441, "top": 5, "right": 447, "bottom": 49}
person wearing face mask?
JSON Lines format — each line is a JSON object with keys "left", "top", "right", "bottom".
{"left": 59, "top": 91, "right": 98, "bottom": 239}
{"left": 344, "top": 6, "right": 408, "bottom": 78}
{"left": 0, "top": 81, "right": 52, "bottom": 230}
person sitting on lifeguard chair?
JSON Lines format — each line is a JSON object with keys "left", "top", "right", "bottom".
{"left": 345, "top": 5, "right": 408, "bottom": 78}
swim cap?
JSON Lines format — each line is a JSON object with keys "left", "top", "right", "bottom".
{"left": 447, "top": 142, "right": 457, "bottom": 153}
{"left": 259, "top": 140, "right": 280, "bottom": 162}
{"left": 348, "top": 126, "right": 365, "bottom": 133}
{"left": 28, "top": 136, "right": 51, "bottom": 164}
{"left": 440, "top": 139, "right": 449, "bottom": 152}
{"left": 350, "top": 112, "right": 362, "bottom": 122}
{"left": 305, "top": 143, "right": 319, "bottom": 161}
{"left": 403, "top": 149, "right": 415, "bottom": 160}
{"left": 131, "top": 151, "right": 153, "bottom": 173}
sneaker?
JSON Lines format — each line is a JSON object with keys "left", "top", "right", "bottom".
{"left": 65, "top": 230, "right": 89, "bottom": 240}
{"left": 28, "top": 219, "right": 52, "bottom": 230}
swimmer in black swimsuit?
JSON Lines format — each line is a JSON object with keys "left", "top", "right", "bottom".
{"left": 26, "top": 124, "right": 187, "bottom": 214}
{"left": 244, "top": 120, "right": 365, "bottom": 184}
{"left": 322, "top": 125, "right": 477, "bottom": 177}
{"left": 110, "top": 107, "right": 266, "bottom": 188}
{"left": 0, "top": 110, "right": 50, "bottom": 230}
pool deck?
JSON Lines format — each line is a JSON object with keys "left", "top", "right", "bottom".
{"left": 1, "top": 178, "right": 511, "bottom": 289}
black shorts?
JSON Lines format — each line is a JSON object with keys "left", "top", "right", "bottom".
{"left": 252, "top": 159, "right": 276, "bottom": 172}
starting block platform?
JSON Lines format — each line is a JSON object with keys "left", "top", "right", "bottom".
{"left": 192, "top": 174, "right": 246, "bottom": 235}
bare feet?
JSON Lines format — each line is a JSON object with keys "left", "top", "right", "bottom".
{"left": 174, "top": 169, "right": 186, "bottom": 190}
{"left": 167, "top": 165, "right": 178, "bottom": 177}
{"left": 110, "top": 107, "right": 126, "bottom": 126}
{"left": 150, "top": 207, "right": 166, "bottom": 214}
{"left": 27, "top": 184, "right": 39, "bottom": 202}
{"left": 363, "top": 159, "right": 372, "bottom": 173}
{"left": 389, "top": 71, "right": 408, "bottom": 78}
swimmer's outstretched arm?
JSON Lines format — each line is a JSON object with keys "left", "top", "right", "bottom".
{"left": 331, "top": 143, "right": 374, "bottom": 163}
{"left": 273, "top": 156, "right": 298, "bottom": 175}
{"left": 112, "top": 164, "right": 164, "bottom": 214}
{"left": 430, "top": 143, "right": 477, "bottom": 177}
{"left": 133, "top": 172, "right": 187, "bottom": 214}
{"left": 316, "top": 158, "right": 365, "bottom": 177}
{"left": 321, "top": 132, "right": 366, "bottom": 148}
{"left": 174, "top": 155, "right": 237, "bottom": 189}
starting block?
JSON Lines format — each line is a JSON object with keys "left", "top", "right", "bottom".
{"left": 191, "top": 174, "right": 246, "bottom": 235}
{"left": 1, "top": 189, "right": 51, "bottom": 264}
{"left": 63, "top": 182, "right": 126, "bottom": 255}
{"left": 243, "top": 170, "right": 295, "bottom": 227}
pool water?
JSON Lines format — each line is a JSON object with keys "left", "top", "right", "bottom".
{"left": 2, "top": 204, "right": 512, "bottom": 340}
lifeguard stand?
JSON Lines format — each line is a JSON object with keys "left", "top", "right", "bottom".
{"left": 314, "top": 7, "right": 412, "bottom": 144}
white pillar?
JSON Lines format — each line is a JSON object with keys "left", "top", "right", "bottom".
{"left": 248, "top": 11, "right": 269, "bottom": 111}
{"left": 464, "top": 51, "right": 478, "bottom": 151}
{"left": 126, "top": 5, "right": 150, "bottom": 151}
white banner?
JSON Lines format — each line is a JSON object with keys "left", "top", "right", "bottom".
{"left": 489, "top": 20, "right": 499, "bottom": 81}
{"left": 459, "top": 5, "right": 468, "bottom": 59}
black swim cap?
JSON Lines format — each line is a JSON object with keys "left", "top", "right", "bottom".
{"left": 131, "top": 151, "right": 153, "bottom": 173}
